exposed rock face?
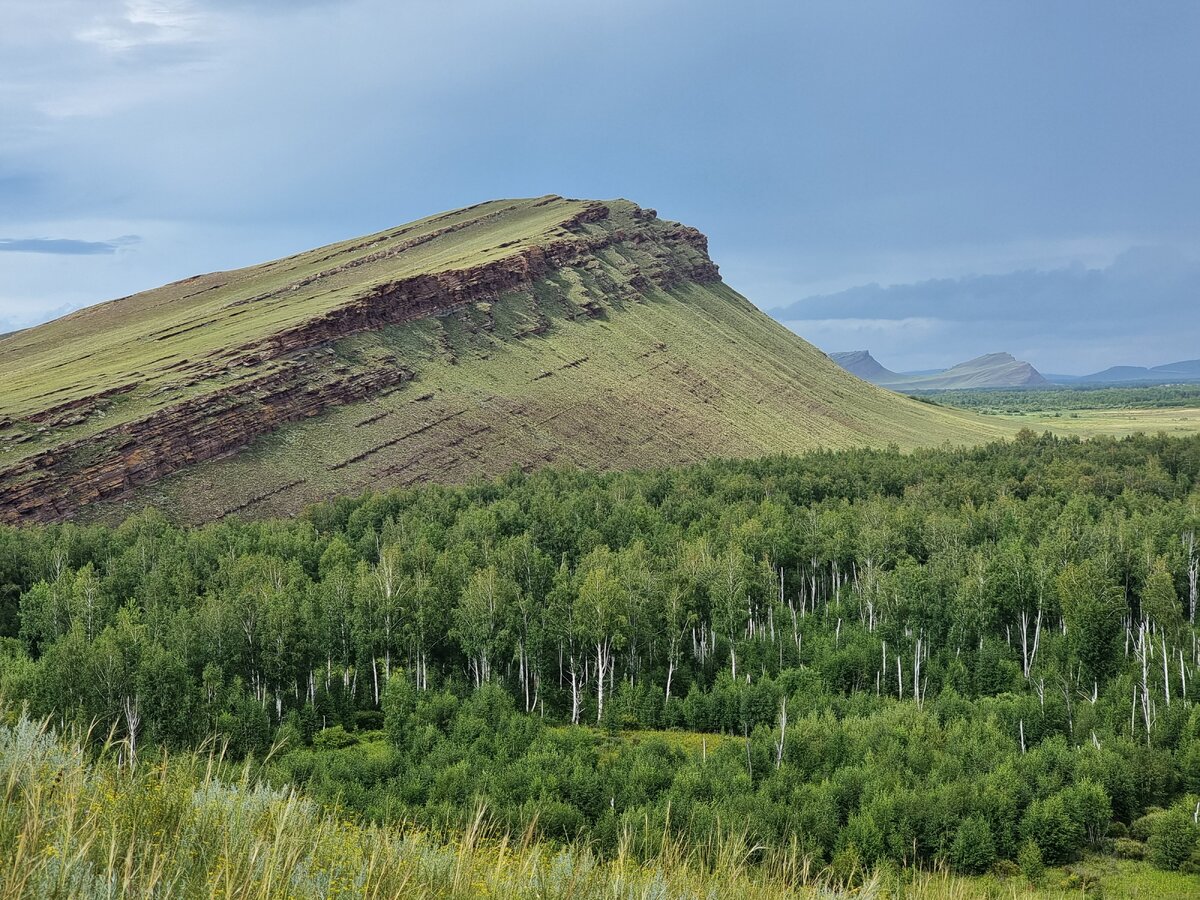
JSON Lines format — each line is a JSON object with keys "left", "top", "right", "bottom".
{"left": 0, "top": 199, "right": 721, "bottom": 524}
{"left": 0, "top": 365, "right": 415, "bottom": 523}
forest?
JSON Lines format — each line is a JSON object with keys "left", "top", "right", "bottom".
{"left": 2, "top": 430, "right": 1200, "bottom": 883}
{"left": 914, "top": 383, "right": 1200, "bottom": 414}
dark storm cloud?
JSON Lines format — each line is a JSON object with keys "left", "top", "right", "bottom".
{"left": 2, "top": 0, "right": 1198, "bottom": 371}
{"left": 771, "top": 248, "right": 1200, "bottom": 373}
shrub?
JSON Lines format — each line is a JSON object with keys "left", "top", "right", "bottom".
{"left": 990, "top": 858, "right": 1021, "bottom": 878}
{"left": 1018, "top": 839, "right": 1045, "bottom": 880}
{"left": 1023, "top": 794, "right": 1084, "bottom": 864}
{"left": 1130, "top": 808, "right": 1166, "bottom": 842}
{"left": 1148, "top": 808, "right": 1199, "bottom": 871}
{"left": 312, "top": 724, "right": 356, "bottom": 750}
{"left": 1112, "top": 838, "right": 1145, "bottom": 860}
{"left": 951, "top": 816, "right": 997, "bottom": 875}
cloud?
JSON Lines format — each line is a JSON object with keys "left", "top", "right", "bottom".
{"left": 771, "top": 247, "right": 1200, "bottom": 374}
{"left": 75, "top": 1, "right": 207, "bottom": 53}
{"left": 0, "top": 235, "right": 139, "bottom": 255}
{"left": 1, "top": 0, "right": 1198, "bottom": 373}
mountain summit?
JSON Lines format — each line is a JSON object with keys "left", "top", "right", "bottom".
{"left": 0, "top": 197, "right": 1001, "bottom": 524}
{"left": 828, "top": 350, "right": 900, "bottom": 383}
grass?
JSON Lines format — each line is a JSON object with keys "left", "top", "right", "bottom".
{"left": 122, "top": 275, "right": 1003, "bottom": 523}
{"left": 907, "top": 384, "right": 1200, "bottom": 439}
{"left": 2, "top": 713, "right": 1190, "bottom": 899}
{"left": 991, "top": 406, "right": 1200, "bottom": 438}
{"left": 0, "top": 197, "right": 592, "bottom": 424}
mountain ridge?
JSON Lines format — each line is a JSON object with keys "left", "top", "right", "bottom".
{"left": 829, "top": 349, "right": 1047, "bottom": 390}
{"left": 0, "top": 197, "right": 1003, "bottom": 524}
{"left": 1075, "top": 358, "right": 1200, "bottom": 384}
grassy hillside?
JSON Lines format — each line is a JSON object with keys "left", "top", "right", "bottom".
{"left": 132, "top": 278, "right": 1006, "bottom": 523}
{"left": 0, "top": 196, "right": 1003, "bottom": 524}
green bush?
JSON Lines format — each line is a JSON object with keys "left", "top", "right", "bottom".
{"left": 1130, "top": 808, "right": 1166, "bottom": 842}
{"left": 990, "top": 858, "right": 1020, "bottom": 878}
{"left": 951, "top": 817, "right": 997, "bottom": 875}
{"left": 1018, "top": 839, "right": 1045, "bottom": 880}
{"left": 1112, "top": 838, "right": 1146, "bottom": 860}
{"left": 1148, "top": 808, "right": 1199, "bottom": 871}
{"left": 1023, "top": 794, "right": 1084, "bottom": 864}
{"left": 312, "top": 725, "right": 356, "bottom": 750}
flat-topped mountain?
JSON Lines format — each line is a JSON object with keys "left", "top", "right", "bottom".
{"left": 830, "top": 349, "right": 1047, "bottom": 390}
{"left": 887, "top": 352, "right": 1048, "bottom": 390}
{"left": 828, "top": 350, "right": 900, "bottom": 383}
{"left": 0, "top": 196, "right": 1002, "bottom": 524}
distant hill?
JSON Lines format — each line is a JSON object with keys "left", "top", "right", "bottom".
{"left": 1077, "top": 358, "right": 1200, "bottom": 384}
{"left": 829, "top": 350, "right": 1048, "bottom": 390}
{"left": 886, "top": 352, "right": 1048, "bottom": 390}
{"left": 828, "top": 350, "right": 900, "bottom": 383}
{"left": 0, "top": 196, "right": 1002, "bottom": 525}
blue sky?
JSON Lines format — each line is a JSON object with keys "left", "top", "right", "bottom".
{"left": 2, "top": 1, "right": 1197, "bottom": 373}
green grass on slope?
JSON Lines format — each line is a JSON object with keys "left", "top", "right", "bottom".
{"left": 3, "top": 714, "right": 1193, "bottom": 900}
{"left": 0, "top": 196, "right": 590, "bottom": 426}
{"left": 111, "top": 276, "right": 1005, "bottom": 523}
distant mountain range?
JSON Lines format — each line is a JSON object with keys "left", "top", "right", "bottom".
{"left": 1067, "top": 359, "right": 1200, "bottom": 385}
{"left": 830, "top": 350, "right": 1047, "bottom": 390}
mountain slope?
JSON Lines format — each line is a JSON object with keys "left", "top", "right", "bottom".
{"left": 882, "top": 352, "right": 1048, "bottom": 390}
{"left": 0, "top": 197, "right": 1005, "bottom": 524}
{"left": 828, "top": 350, "right": 899, "bottom": 383}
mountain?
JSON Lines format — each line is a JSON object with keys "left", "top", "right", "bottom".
{"left": 883, "top": 352, "right": 1048, "bottom": 390}
{"left": 828, "top": 350, "right": 900, "bottom": 383}
{"left": 1077, "top": 358, "right": 1200, "bottom": 384}
{"left": 0, "top": 196, "right": 1003, "bottom": 525}
{"left": 828, "top": 349, "right": 1048, "bottom": 390}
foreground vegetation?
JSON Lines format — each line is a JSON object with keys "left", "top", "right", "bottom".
{"left": 2, "top": 714, "right": 1196, "bottom": 898}
{"left": 2, "top": 432, "right": 1200, "bottom": 892}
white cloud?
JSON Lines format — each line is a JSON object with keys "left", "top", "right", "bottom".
{"left": 75, "top": 1, "right": 208, "bottom": 53}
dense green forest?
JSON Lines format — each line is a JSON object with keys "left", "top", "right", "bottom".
{"left": 2, "top": 431, "right": 1200, "bottom": 881}
{"left": 912, "top": 384, "right": 1200, "bottom": 414}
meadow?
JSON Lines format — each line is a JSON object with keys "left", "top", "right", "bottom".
{"left": 910, "top": 384, "right": 1200, "bottom": 439}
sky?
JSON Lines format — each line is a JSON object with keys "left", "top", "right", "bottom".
{"left": 1, "top": 1, "right": 1197, "bottom": 373}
